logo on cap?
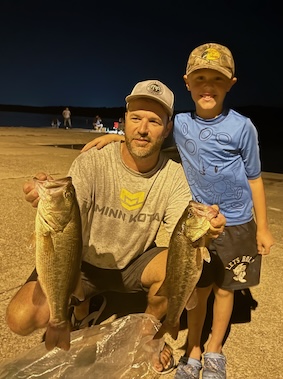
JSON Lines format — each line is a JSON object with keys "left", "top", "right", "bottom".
{"left": 201, "top": 47, "right": 221, "bottom": 62}
{"left": 146, "top": 82, "right": 164, "bottom": 96}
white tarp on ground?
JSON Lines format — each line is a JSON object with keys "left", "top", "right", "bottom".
{"left": 0, "top": 313, "right": 164, "bottom": 379}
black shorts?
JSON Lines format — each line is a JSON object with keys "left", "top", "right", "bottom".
{"left": 26, "top": 246, "right": 166, "bottom": 301}
{"left": 197, "top": 219, "right": 261, "bottom": 290}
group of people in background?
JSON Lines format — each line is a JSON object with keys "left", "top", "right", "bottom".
{"left": 51, "top": 110, "right": 125, "bottom": 134}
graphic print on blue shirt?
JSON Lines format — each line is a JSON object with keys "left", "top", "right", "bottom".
{"left": 174, "top": 109, "right": 261, "bottom": 225}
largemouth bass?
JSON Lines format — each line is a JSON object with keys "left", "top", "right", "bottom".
{"left": 34, "top": 176, "right": 82, "bottom": 351}
{"left": 154, "top": 200, "right": 218, "bottom": 340}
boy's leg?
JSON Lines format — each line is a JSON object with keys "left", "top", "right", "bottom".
{"left": 174, "top": 286, "right": 212, "bottom": 378}
{"left": 206, "top": 286, "right": 234, "bottom": 353}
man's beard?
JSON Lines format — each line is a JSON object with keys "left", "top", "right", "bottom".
{"left": 125, "top": 136, "right": 164, "bottom": 159}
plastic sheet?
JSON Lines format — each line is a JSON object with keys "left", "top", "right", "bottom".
{"left": 0, "top": 314, "right": 164, "bottom": 379}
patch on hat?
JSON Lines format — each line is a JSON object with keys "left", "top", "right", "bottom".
{"left": 125, "top": 79, "right": 174, "bottom": 117}
{"left": 201, "top": 47, "right": 221, "bottom": 62}
{"left": 146, "top": 81, "right": 164, "bottom": 96}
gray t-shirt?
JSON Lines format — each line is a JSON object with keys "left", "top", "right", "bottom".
{"left": 68, "top": 141, "right": 191, "bottom": 269}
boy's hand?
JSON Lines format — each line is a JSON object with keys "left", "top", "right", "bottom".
{"left": 208, "top": 205, "right": 226, "bottom": 239}
{"left": 256, "top": 228, "right": 274, "bottom": 255}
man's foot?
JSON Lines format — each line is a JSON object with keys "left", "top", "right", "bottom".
{"left": 202, "top": 353, "right": 226, "bottom": 379}
{"left": 71, "top": 295, "right": 107, "bottom": 330}
{"left": 174, "top": 356, "right": 202, "bottom": 378}
{"left": 152, "top": 343, "right": 175, "bottom": 374}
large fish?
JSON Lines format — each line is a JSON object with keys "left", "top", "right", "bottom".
{"left": 34, "top": 176, "right": 82, "bottom": 351}
{"left": 153, "top": 200, "right": 218, "bottom": 340}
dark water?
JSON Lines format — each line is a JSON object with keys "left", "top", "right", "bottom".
{"left": 0, "top": 111, "right": 116, "bottom": 130}
{"left": 0, "top": 111, "right": 281, "bottom": 174}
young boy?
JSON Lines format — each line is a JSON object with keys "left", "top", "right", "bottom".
{"left": 80, "top": 47, "right": 274, "bottom": 377}
{"left": 173, "top": 42, "right": 274, "bottom": 379}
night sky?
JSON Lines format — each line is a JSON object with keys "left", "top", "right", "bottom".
{"left": 1, "top": 0, "right": 282, "bottom": 111}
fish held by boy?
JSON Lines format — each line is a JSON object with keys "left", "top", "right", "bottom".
{"left": 33, "top": 176, "right": 82, "bottom": 351}
{"left": 153, "top": 200, "right": 218, "bottom": 340}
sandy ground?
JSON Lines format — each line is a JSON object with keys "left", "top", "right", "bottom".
{"left": 0, "top": 127, "right": 282, "bottom": 378}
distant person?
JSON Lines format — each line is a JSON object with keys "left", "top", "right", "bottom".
{"left": 93, "top": 115, "right": 103, "bottom": 132}
{"left": 62, "top": 107, "right": 72, "bottom": 129}
{"left": 51, "top": 118, "right": 60, "bottom": 128}
{"left": 118, "top": 117, "right": 125, "bottom": 134}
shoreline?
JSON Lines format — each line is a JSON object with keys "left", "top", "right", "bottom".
{"left": 0, "top": 126, "right": 282, "bottom": 175}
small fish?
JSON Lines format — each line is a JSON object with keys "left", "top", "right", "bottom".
{"left": 34, "top": 176, "right": 82, "bottom": 351}
{"left": 154, "top": 200, "right": 218, "bottom": 340}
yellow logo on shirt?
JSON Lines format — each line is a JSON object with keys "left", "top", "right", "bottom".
{"left": 120, "top": 189, "right": 145, "bottom": 210}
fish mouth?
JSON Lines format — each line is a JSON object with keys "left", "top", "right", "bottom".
{"left": 34, "top": 176, "right": 74, "bottom": 200}
{"left": 34, "top": 176, "right": 72, "bottom": 189}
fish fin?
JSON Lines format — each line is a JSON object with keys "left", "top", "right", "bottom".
{"left": 45, "top": 321, "right": 71, "bottom": 351}
{"left": 201, "top": 247, "right": 211, "bottom": 263}
{"left": 153, "top": 321, "right": 179, "bottom": 341}
{"left": 185, "top": 289, "right": 198, "bottom": 310}
{"left": 27, "top": 232, "right": 36, "bottom": 251}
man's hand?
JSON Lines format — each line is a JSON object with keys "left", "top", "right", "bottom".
{"left": 23, "top": 172, "right": 53, "bottom": 208}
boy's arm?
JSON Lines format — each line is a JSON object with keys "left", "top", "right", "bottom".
{"left": 248, "top": 176, "right": 274, "bottom": 254}
{"left": 81, "top": 134, "right": 125, "bottom": 152}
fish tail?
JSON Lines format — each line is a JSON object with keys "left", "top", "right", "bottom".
{"left": 153, "top": 322, "right": 179, "bottom": 341}
{"left": 45, "top": 321, "right": 71, "bottom": 351}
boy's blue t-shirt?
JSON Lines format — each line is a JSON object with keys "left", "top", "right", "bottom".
{"left": 173, "top": 109, "right": 261, "bottom": 226}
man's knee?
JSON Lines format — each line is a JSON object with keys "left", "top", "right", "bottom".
{"left": 6, "top": 281, "right": 48, "bottom": 336}
{"left": 6, "top": 299, "right": 30, "bottom": 335}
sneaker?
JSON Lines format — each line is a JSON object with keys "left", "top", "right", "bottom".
{"left": 174, "top": 356, "right": 202, "bottom": 379}
{"left": 202, "top": 353, "right": 226, "bottom": 379}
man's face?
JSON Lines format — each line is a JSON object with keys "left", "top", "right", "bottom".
{"left": 124, "top": 98, "right": 172, "bottom": 159}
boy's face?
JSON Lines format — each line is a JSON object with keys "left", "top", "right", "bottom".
{"left": 183, "top": 69, "right": 237, "bottom": 118}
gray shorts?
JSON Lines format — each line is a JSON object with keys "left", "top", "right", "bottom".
{"left": 197, "top": 219, "right": 261, "bottom": 290}
{"left": 26, "top": 246, "right": 165, "bottom": 302}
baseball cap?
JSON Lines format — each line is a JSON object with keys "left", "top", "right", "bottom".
{"left": 186, "top": 43, "right": 235, "bottom": 79}
{"left": 125, "top": 80, "right": 174, "bottom": 117}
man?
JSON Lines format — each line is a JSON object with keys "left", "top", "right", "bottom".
{"left": 62, "top": 107, "right": 72, "bottom": 129}
{"left": 6, "top": 80, "right": 225, "bottom": 374}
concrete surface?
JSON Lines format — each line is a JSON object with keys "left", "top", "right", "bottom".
{"left": 0, "top": 127, "right": 282, "bottom": 378}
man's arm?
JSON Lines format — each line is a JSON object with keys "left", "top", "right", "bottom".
{"left": 81, "top": 134, "right": 124, "bottom": 152}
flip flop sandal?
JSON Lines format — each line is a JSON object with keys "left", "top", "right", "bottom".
{"left": 71, "top": 294, "right": 107, "bottom": 330}
{"left": 151, "top": 343, "right": 176, "bottom": 375}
